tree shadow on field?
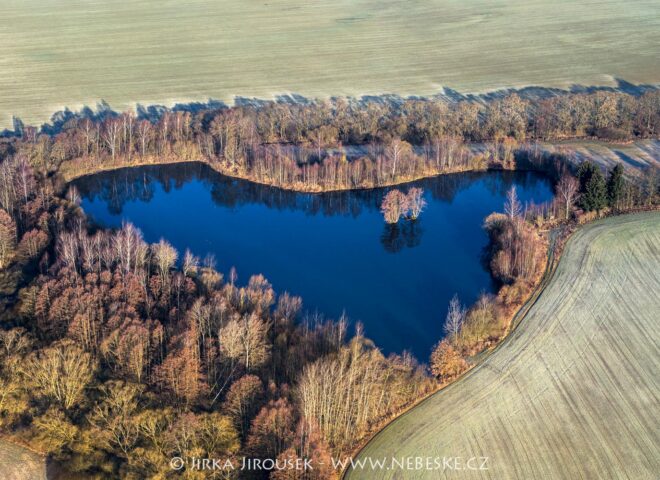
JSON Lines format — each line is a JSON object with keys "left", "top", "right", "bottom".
{"left": 613, "top": 150, "right": 647, "bottom": 171}
{"left": 31, "top": 99, "right": 229, "bottom": 136}
{"left": 3, "top": 80, "right": 657, "bottom": 138}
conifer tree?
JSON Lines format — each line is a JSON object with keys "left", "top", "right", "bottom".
{"left": 607, "top": 164, "right": 625, "bottom": 208}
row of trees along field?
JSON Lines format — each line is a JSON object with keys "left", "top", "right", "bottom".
{"left": 3, "top": 90, "right": 659, "bottom": 191}
{"left": 429, "top": 186, "right": 549, "bottom": 382}
{"left": 0, "top": 93, "right": 658, "bottom": 478}
{"left": 428, "top": 158, "right": 656, "bottom": 382}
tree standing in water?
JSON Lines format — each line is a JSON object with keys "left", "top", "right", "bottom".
{"left": 380, "top": 187, "right": 426, "bottom": 223}
{"left": 407, "top": 187, "right": 427, "bottom": 220}
{"left": 380, "top": 190, "right": 409, "bottom": 224}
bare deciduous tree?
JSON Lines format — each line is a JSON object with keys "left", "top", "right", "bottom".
{"left": 556, "top": 174, "right": 579, "bottom": 219}
{"left": 0, "top": 328, "right": 31, "bottom": 359}
{"left": 386, "top": 138, "right": 412, "bottom": 178}
{"left": 113, "top": 222, "right": 148, "bottom": 276}
{"left": 406, "top": 187, "right": 427, "bottom": 219}
{"left": 88, "top": 382, "right": 141, "bottom": 456}
{"left": 152, "top": 238, "right": 178, "bottom": 281}
{"left": 102, "top": 118, "right": 121, "bottom": 160}
{"left": 380, "top": 189, "right": 409, "bottom": 224}
{"left": 223, "top": 374, "right": 263, "bottom": 437}
{"left": 136, "top": 120, "right": 152, "bottom": 158}
{"left": 444, "top": 294, "right": 466, "bottom": 342}
{"left": 0, "top": 209, "right": 16, "bottom": 269}
{"left": 504, "top": 186, "right": 522, "bottom": 220}
{"left": 219, "top": 313, "right": 270, "bottom": 371}
{"left": 182, "top": 248, "right": 199, "bottom": 277}
{"left": 298, "top": 341, "right": 430, "bottom": 454}
{"left": 430, "top": 340, "right": 468, "bottom": 382}
{"left": 24, "top": 341, "right": 95, "bottom": 410}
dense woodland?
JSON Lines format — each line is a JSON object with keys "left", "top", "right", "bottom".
{"left": 0, "top": 91, "right": 658, "bottom": 479}
{"left": 0, "top": 151, "right": 433, "bottom": 478}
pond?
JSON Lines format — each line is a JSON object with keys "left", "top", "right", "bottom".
{"left": 73, "top": 163, "right": 553, "bottom": 360}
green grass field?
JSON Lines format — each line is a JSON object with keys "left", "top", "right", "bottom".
{"left": 347, "top": 212, "right": 660, "bottom": 479}
{"left": 1, "top": 0, "right": 659, "bottom": 128}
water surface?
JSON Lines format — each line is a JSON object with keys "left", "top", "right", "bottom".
{"left": 74, "top": 163, "right": 553, "bottom": 359}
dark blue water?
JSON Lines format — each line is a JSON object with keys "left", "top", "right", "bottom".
{"left": 73, "top": 163, "right": 553, "bottom": 360}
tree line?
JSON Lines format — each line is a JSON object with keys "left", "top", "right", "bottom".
{"left": 430, "top": 186, "right": 548, "bottom": 381}
{"left": 3, "top": 90, "right": 658, "bottom": 191}
{"left": 428, "top": 158, "right": 658, "bottom": 383}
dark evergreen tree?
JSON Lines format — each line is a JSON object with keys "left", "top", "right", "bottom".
{"left": 581, "top": 169, "right": 608, "bottom": 211}
{"left": 577, "top": 161, "right": 607, "bottom": 211}
{"left": 577, "top": 161, "right": 599, "bottom": 192}
{"left": 607, "top": 164, "right": 625, "bottom": 208}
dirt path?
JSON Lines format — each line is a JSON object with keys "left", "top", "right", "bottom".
{"left": 347, "top": 213, "right": 660, "bottom": 479}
